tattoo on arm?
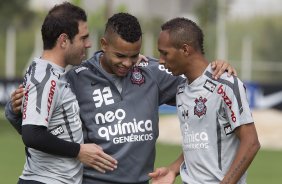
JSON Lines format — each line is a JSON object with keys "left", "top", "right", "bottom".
{"left": 223, "top": 156, "right": 247, "bottom": 184}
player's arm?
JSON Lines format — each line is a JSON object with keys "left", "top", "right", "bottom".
{"left": 8, "top": 83, "right": 117, "bottom": 172}
{"left": 5, "top": 84, "right": 25, "bottom": 134}
{"left": 22, "top": 124, "right": 80, "bottom": 157}
{"left": 149, "top": 153, "right": 184, "bottom": 184}
{"left": 221, "top": 80, "right": 260, "bottom": 183}
{"left": 220, "top": 123, "right": 260, "bottom": 184}
{"left": 22, "top": 124, "right": 118, "bottom": 173}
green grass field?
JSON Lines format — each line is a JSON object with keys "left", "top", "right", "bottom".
{"left": 1, "top": 113, "right": 281, "bottom": 184}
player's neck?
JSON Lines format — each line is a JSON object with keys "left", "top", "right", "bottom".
{"left": 185, "top": 57, "right": 209, "bottom": 84}
{"left": 41, "top": 49, "right": 66, "bottom": 68}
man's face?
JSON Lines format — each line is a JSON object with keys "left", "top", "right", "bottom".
{"left": 65, "top": 21, "right": 91, "bottom": 66}
{"left": 101, "top": 35, "right": 142, "bottom": 77}
{"left": 158, "top": 30, "right": 184, "bottom": 76}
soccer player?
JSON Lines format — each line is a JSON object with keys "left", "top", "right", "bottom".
{"left": 7, "top": 13, "right": 236, "bottom": 184}
{"left": 5, "top": 2, "right": 117, "bottom": 184}
{"left": 149, "top": 17, "right": 260, "bottom": 184}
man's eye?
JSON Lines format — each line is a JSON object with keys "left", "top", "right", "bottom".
{"left": 116, "top": 55, "right": 125, "bottom": 58}
{"left": 131, "top": 55, "right": 139, "bottom": 59}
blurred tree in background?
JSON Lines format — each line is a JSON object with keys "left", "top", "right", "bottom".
{"left": 0, "top": 0, "right": 281, "bottom": 82}
{"left": 257, "top": 17, "right": 282, "bottom": 62}
{"left": 0, "top": 0, "right": 35, "bottom": 30}
{"left": 0, "top": 0, "right": 36, "bottom": 78}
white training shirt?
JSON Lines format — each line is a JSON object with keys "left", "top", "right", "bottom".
{"left": 21, "top": 58, "right": 83, "bottom": 184}
{"left": 177, "top": 64, "right": 254, "bottom": 184}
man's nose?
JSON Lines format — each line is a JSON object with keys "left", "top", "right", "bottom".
{"left": 122, "top": 58, "right": 133, "bottom": 68}
{"left": 159, "top": 57, "right": 165, "bottom": 65}
{"left": 85, "top": 40, "right": 92, "bottom": 48}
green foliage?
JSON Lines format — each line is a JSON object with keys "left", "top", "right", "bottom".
{"left": 194, "top": 0, "right": 218, "bottom": 27}
{"left": 0, "top": 114, "right": 25, "bottom": 183}
{"left": 256, "top": 17, "right": 282, "bottom": 62}
{"left": 0, "top": 0, "right": 35, "bottom": 30}
{"left": 227, "top": 16, "right": 282, "bottom": 62}
{"left": 0, "top": 31, "right": 5, "bottom": 77}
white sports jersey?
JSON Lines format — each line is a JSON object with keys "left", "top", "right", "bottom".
{"left": 21, "top": 58, "right": 83, "bottom": 184}
{"left": 177, "top": 64, "right": 254, "bottom": 184}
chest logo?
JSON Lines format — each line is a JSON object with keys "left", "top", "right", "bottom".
{"left": 194, "top": 96, "right": 207, "bottom": 118}
{"left": 130, "top": 66, "right": 145, "bottom": 85}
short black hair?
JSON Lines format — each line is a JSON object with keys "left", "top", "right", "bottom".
{"left": 105, "top": 12, "right": 142, "bottom": 43}
{"left": 41, "top": 2, "right": 87, "bottom": 50}
{"left": 161, "top": 17, "right": 204, "bottom": 54}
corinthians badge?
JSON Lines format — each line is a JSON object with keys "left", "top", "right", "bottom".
{"left": 130, "top": 66, "right": 145, "bottom": 85}
{"left": 194, "top": 96, "right": 207, "bottom": 118}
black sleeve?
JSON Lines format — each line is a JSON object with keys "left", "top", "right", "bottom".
{"left": 4, "top": 100, "right": 22, "bottom": 134}
{"left": 22, "top": 125, "right": 80, "bottom": 158}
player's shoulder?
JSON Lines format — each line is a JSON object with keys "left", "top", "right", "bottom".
{"left": 137, "top": 57, "right": 169, "bottom": 73}
{"left": 28, "top": 58, "right": 63, "bottom": 82}
{"left": 204, "top": 64, "right": 242, "bottom": 84}
{"left": 69, "top": 55, "right": 98, "bottom": 76}
{"left": 71, "top": 62, "right": 90, "bottom": 75}
{"left": 136, "top": 57, "right": 158, "bottom": 68}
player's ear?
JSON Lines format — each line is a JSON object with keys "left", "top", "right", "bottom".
{"left": 100, "top": 37, "right": 108, "bottom": 52}
{"left": 58, "top": 33, "right": 69, "bottom": 48}
{"left": 181, "top": 43, "right": 190, "bottom": 56}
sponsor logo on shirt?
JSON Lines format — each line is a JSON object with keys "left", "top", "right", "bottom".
{"left": 203, "top": 79, "right": 216, "bottom": 92}
{"left": 194, "top": 97, "right": 207, "bottom": 118}
{"left": 137, "top": 60, "right": 148, "bottom": 67}
{"left": 75, "top": 66, "right": 88, "bottom": 74}
{"left": 223, "top": 123, "right": 233, "bottom": 135}
{"left": 158, "top": 65, "right": 186, "bottom": 78}
{"left": 130, "top": 67, "right": 145, "bottom": 86}
{"left": 49, "top": 125, "right": 64, "bottom": 136}
{"left": 45, "top": 80, "right": 56, "bottom": 122}
{"left": 183, "top": 130, "right": 209, "bottom": 150}
{"left": 95, "top": 108, "right": 153, "bottom": 144}
{"left": 217, "top": 84, "right": 237, "bottom": 123}
{"left": 22, "top": 84, "right": 30, "bottom": 120}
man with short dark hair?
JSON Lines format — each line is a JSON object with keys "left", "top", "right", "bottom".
{"left": 5, "top": 2, "right": 117, "bottom": 184}
{"left": 67, "top": 13, "right": 236, "bottom": 184}
{"left": 149, "top": 17, "right": 260, "bottom": 184}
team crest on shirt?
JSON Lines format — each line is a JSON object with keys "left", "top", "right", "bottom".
{"left": 130, "top": 66, "right": 145, "bottom": 85}
{"left": 194, "top": 96, "right": 207, "bottom": 118}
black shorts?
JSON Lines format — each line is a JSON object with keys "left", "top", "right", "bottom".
{"left": 18, "top": 178, "right": 45, "bottom": 184}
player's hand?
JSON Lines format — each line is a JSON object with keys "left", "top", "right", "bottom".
{"left": 149, "top": 167, "right": 176, "bottom": 184}
{"left": 211, "top": 60, "right": 237, "bottom": 80}
{"left": 11, "top": 84, "right": 25, "bottom": 114}
{"left": 136, "top": 53, "right": 148, "bottom": 66}
{"left": 78, "top": 144, "right": 118, "bottom": 173}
